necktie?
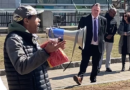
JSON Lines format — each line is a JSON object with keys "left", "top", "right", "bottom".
{"left": 94, "top": 19, "right": 98, "bottom": 42}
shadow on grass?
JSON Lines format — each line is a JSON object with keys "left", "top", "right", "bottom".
{"left": 0, "top": 73, "right": 5, "bottom": 76}
{"left": 50, "top": 70, "right": 121, "bottom": 80}
{"left": 97, "top": 70, "right": 121, "bottom": 76}
{"left": 63, "top": 85, "right": 79, "bottom": 89}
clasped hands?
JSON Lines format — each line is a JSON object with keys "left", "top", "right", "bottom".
{"left": 123, "top": 32, "right": 127, "bottom": 36}
{"left": 106, "top": 35, "right": 113, "bottom": 39}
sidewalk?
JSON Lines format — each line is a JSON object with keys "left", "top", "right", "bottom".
{"left": 1, "top": 62, "right": 130, "bottom": 90}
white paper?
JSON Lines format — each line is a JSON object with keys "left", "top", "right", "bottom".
{"left": 0, "top": 77, "right": 7, "bottom": 90}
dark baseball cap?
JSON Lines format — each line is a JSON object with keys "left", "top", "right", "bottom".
{"left": 13, "top": 5, "right": 40, "bottom": 22}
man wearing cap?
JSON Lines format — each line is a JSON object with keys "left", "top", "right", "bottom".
{"left": 3, "top": 5, "right": 65, "bottom": 90}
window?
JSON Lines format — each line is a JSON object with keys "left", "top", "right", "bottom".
{"left": 43, "top": 0, "right": 56, "bottom": 4}
{"left": 72, "top": 0, "right": 84, "bottom": 4}
{"left": 57, "top": 0, "right": 71, "bottom": 4}
{"left": 21, "top": 0, "right": 37, "bottom": 3}
{"left": 84, "top": 0, "right": 96, "bottom": 4}
{"left": 37, "top": 0, "right": 44, "bottom": 3}
{"left": 21, "top": 0, "right": 112, "bottom": 4}
{"left": 96, "top": 0, "right": 112, "bottom": 4}
{"left": 96, "top": 0, "right": 107, "bottom": 4}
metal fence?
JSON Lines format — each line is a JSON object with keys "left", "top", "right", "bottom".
{"left": 0, "top": 12, "right": 84, "bottom": 27}
{"left": 0, "top": 11, "right": 107, "bottom": 28}
{"left": 0, "top": 12, "right": 13, "bottom": 27}
{"left": 53, "top": 13, "right": 86, "bottom": 26}
{"left": 53, "top": 13, "right": 107, "bottom": 26}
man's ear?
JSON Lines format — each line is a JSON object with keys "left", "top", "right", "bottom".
{"left": 23, "top": 18, "right": 29, "bottom": 25}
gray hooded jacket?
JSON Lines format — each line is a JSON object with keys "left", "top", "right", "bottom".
{"left": 4, "top": 21, "right": 52, "bottom": 90}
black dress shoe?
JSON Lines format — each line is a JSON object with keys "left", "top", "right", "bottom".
{"left": 121, "top": 66, "right": 125, "bottom": 71}
{"left": 90, "top": 79, "right": 96, "bottom": 83}
{"left": 90, "top": 78, "right": 96, "bottom": 83}
{"left": 106, "top": 68, "right": 112, "bottom": 72}
{"left": 91, "top": 80, "right": 96, "bottom": 83}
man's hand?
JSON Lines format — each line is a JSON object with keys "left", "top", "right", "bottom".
{"left": 59, "top": 40, "right": 66, "bottom": 50}
{"left": 124, "top": 32, "right": 127, "bottom": 36}
{"left": 106, "top": 35, "right": 113, "bottom": 39}
{"left": 58, "top": 37, "right": 66, "bottom": 50}
{"left": 44, "top": 40, "right": 66, "bottom": 53}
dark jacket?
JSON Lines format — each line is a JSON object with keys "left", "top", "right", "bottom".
{"left": 104, "top": 13, "right": 117, "bottom": 43}
{"left": 4, "top": 21, "right": 52, "bottom": 90}
{"left": 78, "top": 14, "right": 107, "bottom": 53}
{"left": 118, "top": 20, "right": 130, "bottom": 54}
{"left": 78, "top": 16, "right": 86, "bottom": 29}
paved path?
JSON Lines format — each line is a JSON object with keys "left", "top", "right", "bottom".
{"left": 1, "top": 62, "right": 130, "bottom": 90}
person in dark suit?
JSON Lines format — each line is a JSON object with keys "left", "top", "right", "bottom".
{"left": 73, "top": 3, "right": 107, "bottom": 85}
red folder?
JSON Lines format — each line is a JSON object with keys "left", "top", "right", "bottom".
{"left": 40, "top": 41, "right": 69, "bottom": 68}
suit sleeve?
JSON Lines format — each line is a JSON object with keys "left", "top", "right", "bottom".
{"left": 103, "top": 18, "right": 107, "bottom": 34}
{"left": 112, "top": 23, "right": 117, "bottom": 35}
{"left": 78, "top": 17, "right": 85, "bottom": 29}
{"left": 126, "top": 24, "right": 130, "bottom": 35}
{"left": 118, "top": 21, "right": 124, "bottom": 35}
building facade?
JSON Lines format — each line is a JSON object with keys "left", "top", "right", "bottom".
{"left": 0, "top": 0, "right": 21, "bottom": 8}
{"left": 21, "top": 0, "right": 112, "bottom": 4}
{"left": 0, "top": 0, "right": 122, "bottom": 26}
{"left": 21, "top": 0, "right": 113, "bottom": 26}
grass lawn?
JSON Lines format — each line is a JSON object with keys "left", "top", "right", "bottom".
{"left": 0, "top": 36, "right": 6, "bottom": 69}
{"left": 0, "top": 34, "right": 121, "bottom": 69}
{"left": 59, "top": 79, "right": 130, "bottom": 90}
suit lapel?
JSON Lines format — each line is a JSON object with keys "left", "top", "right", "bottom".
{"left": 98, "top": 16, "right": 101, "bottom": 33}
{"left": 89, "top": 14, "right": 93, "bottom": 31}
{"left": 85, "top": 14, "right": 92, "bottom": 34}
